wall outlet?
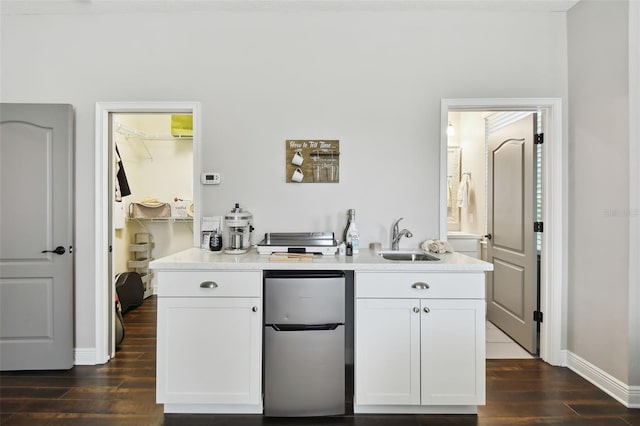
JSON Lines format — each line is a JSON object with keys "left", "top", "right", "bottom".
{"left": 201, "top": 172, "right": 221, "bottom": 185}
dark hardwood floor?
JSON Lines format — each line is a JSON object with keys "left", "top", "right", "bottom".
{"left": 1, "top": 296, "right": 638, "bottom": 425}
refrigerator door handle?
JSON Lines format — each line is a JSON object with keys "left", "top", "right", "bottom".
{"left": 270, "top": 323, "right": 342, "bottom": 332}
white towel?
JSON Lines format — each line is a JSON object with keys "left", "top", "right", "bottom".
{"left": 421, "top": 239, "right": 453, "bottom": 254}
{"left": 114, "top": 201, "right": 125, "bottom": 230}
{"left": 456, "top": 174, "right": 470, "bottom": 208}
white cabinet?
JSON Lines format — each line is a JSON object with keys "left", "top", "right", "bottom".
{"left": 355, "top": 298, "right": 421, "bottom": 405}
{"left": 420, "top": 299, "right": 485, "bottom": 405}
{"left": 156, "top": 270, "right": 263, "bottom": 413}
{"left": 447, "top": 233, "right": 481, "bottom": 259}
{"left": 354, "top": 272, "right": 485, "bottom": 414}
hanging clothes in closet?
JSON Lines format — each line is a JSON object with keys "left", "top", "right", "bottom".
{"left": 115, "top": 145, "right": 131, "bottom": 201}
{"left": 114, "top": 145, "right": 132, "bottom": 230}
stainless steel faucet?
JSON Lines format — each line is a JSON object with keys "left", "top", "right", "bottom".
{"left": 391, "top": 217, "right": 413, "bottom": 250}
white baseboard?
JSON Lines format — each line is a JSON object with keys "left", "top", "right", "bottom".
{"left": 565, "top": 350, "right": 638, "bottom": 408}
{"left": 558, "top": 348, "right": 569, "bottom": 367}
{"left": 74, "top": 347, "right": 98, "bottom": 365}
{"left": 630, "top": 387, "right": 640, "bottom": 408}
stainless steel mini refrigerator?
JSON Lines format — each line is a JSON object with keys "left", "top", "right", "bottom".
{"left": 264, "top": 271, "right": 345, "bottom": 417}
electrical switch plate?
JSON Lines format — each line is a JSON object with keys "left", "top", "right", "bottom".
{"left": 201, "top": 172, "right": 221, "bottom": 185}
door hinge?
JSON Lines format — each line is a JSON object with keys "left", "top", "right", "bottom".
{"left": 534, "top": 222, "right": 543, "bottom": 232}
{"left": 533, "top": 310, "right": 543, "bottom": 323}
{"left": 535, "top": 133, "right": 544, "bottom": 144}
{"left": 109, "top": 245, "right": 113, "bottom": 253}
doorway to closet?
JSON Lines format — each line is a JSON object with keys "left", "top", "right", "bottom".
{"left": 111, "top": 113, "right": 194, "bottom": 357}
{"left": 95, "top": 102, "right": 201, "bottom": 363}
{"left": 112, "top": 113, "right": 194, "bottom": 295}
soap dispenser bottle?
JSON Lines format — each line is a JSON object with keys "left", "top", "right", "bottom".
{"left": 344, "top": 209, "right": 359, "bottom": 255}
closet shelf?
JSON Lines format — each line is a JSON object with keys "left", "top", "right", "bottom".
{"left": 127, "top": 217, "right": 193, "bottom": 223}
{"left": 128, "top": 258, "right": 149, "bottom": 269}
{"left": 129, "top": 233, "right": 154, "bottom": 299}
{"left": 115, "top": 123, "right": 193, "bottom": 141}
{"left": 129, "top": 242, "right": 155, "bottom": 252}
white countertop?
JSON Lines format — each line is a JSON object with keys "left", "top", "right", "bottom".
{"left": 150, "top": 247, "right": 493, "bottom": 272}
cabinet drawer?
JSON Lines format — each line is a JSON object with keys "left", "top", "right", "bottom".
{"left": 456, "top": 250, "right": 479, "bottom": 259}
{"left": 157, "top": 271, "right": 262, "bottom": 298}
{"left": 448, "top": 239, "right": 479, "bottom": 253}
{"left": 355, "top": 272, "right": 484, "bottom": 299}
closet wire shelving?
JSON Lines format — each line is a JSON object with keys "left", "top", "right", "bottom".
{"left": 114, "top": 122, "right": 193, "bottom": 160}
{"left": 128, "top": 233, "right": 154, "bottom": 299}
{"left": 116, "top": 120, "right": 194, "bottom": 298}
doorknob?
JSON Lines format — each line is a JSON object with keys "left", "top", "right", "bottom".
{"left": 484, "top": 234, "right": 492, "bottom": 240}
{"left": 42, "top": 246, "right": 66, "bottom": 255}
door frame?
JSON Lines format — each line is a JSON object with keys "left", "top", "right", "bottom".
{"left": 440, "top": 98, "right": 565, "bottom": 366}
{"left": 94, "top": 101, "right": 201, "bottom": 364}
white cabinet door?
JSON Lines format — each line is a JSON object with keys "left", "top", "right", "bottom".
{"left": 420, "top": 299, "right": 485, "bottom": 405}
{"left": 355, "top": 298, "right": 420, "bottom": 406}
{"left": 157, "top": 297, "right": 262, "bottom": 405}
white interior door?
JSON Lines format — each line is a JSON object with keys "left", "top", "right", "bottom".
{"left": 486, "top": 113, "right": 538, "bottom": 354}
{"left": 0, "top": 103, "right": 74, "bottom": 370}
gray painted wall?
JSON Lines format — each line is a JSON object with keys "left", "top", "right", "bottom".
{"left": 4, "top": 1, "right": 637, "bottom": 393}
{"left": 1, "top": 2, "right": 568, "bottom": 351}
{"left": 568, "top": 0, "right": 631, "bottom": 384}
{"left": 629, "top": 0, "right": 640, "bottom": 391}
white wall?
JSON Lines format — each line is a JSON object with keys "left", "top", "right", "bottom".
{"left": 446, "top": 111, "right": 461, "bottom": 231}
{"left": 0, "top": 2, "right": 568, "bottom": 351}
{"left": 567, "top": 0, "right": 630, "bottom": 383}
{"left": 446, "top": 111, "right": 486, "bottom": 236}
{"left": 629, "top": 0, "right": 640, "bottom": 392}
{"left": 458, "top": 112, "right": 487, "bottom": 236}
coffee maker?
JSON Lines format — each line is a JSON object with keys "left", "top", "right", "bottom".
{"left": 224, "top": 203, "right": 254, "bottom": 254}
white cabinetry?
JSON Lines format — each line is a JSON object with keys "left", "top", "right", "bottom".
{"left": 420, "top": 298, "right": 484, "bottom": 405}
{"left": 355, "top": 298, "right": 420, "bottom": 405}
{"left": 156, "top": 270, "right": 263, "bottom": 414}
{"left": 354, "top": 272, "right": 485, "bottom": 414}
{"left": 447, "top": 233, "right": 481, "bottom": 259}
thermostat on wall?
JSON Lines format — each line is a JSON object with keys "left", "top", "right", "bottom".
{"left": 201, "top": 172, "right": 221, "bottom": 185}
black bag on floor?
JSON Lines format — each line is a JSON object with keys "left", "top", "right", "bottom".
{"left": 115, "top": 298, "right": 125, "bottom": 346}
{"left": 115, "top": 272, "right": 144, "bottom": 314}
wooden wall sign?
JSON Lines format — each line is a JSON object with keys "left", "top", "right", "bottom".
{"left": 285, "top": 140, "right": 340, "bottom": 183}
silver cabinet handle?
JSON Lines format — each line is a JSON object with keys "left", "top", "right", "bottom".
{"left": 413, "top": 307, "right": 420, "bottom": 313}
{"left": 200, "top": 281, "right": 218, "bottom": 289}
{"left": 423, "top": 307, "right": 430, "bottom": 314}
{"left": 252, "top": 306, "right": 258, "bottom": 312}
{"left": 411, "top": 282, "right": 429, "bottom": 290}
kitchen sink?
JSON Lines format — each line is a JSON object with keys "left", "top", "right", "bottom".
{"left": 377, "top": 251, "right": 440, "bottom": 262}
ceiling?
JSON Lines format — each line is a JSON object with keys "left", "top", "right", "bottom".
{"left": 1, "top": 0, "right": 581, "bottom": 15}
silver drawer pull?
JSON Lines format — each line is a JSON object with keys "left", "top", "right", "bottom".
{"left": 413, "top": 307, "right": 420, "bottom": 313}
{"left": 411, "top": 282, "right": 429, "bottom": 290}
{"left": 200, "top": 281, "right": 218, "bottom": 289}
{"left": 423, "top": 307, "right": 430, "bottom": 314}
{"left": 252, "top": 306, "right": 258, "bottom": 313}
